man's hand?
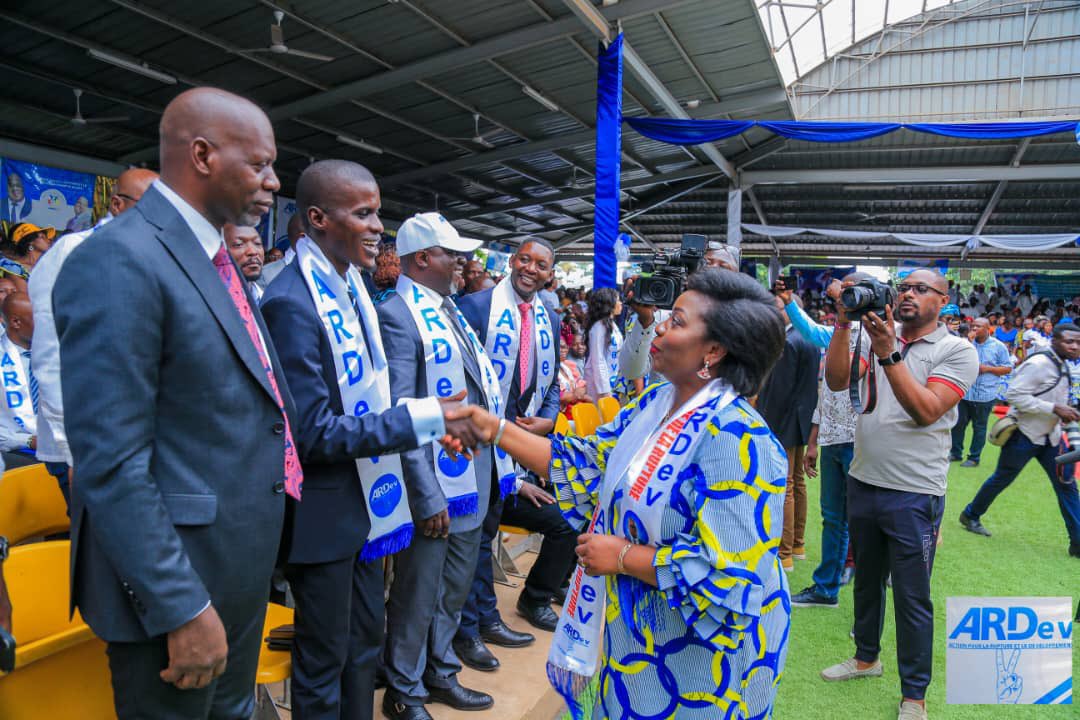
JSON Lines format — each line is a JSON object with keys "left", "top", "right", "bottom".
{"left": 624, "top": 290, "right": 656, "bottom": 327}
{"left": 27, "top": 436, "right": 36, "bottom": 451}
{"left": 825, "top": 279, "right": 843, "bottom": 302}
{"left": 159, "top": 605, "right": 228, "bottom": 690}
{"left": 772, "top": 280, "right": 793, "bottom": 305}
{"left": 863, "top": 305, "right": 898, "bottom": 360}
{"left": 439, "top": 391, "right": 483, "bottom": 457}
{"left": 422, "top": 509, "right": 450, "bottom": 538}
{"left": 0, "top": 569, "right": 11, "bottom": 634}
{"left": 516, "top": 416, "right": 555, "bottom": 436}
{"left": 1053, "top": 404, "right": 1080, "bottom": 423}
{"left": 804, "top": 442, "right": 819, "bottom": 479}
{"left": 517, "top": 482, "right": 555, "bottom": 508}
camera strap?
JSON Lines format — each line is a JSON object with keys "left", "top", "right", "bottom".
{"left": 849, "top": 328, "right": 911, "bottom": 415}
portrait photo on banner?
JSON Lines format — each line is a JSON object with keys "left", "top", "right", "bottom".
{"left": 1, "top": 158, "right": 96, "bottom": 232}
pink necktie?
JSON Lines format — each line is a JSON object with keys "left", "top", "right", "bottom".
{"left": 213, "top": 245, "right": 303, "bottom": 500}
{"left": 518, "top": 301, "right": 532, "bottom": 392}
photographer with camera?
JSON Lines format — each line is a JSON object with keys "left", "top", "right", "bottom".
{"left": 821, "top": 270, "right": 978, "bottom": 720}
{"left": 959, "top": 323, "right": 1080, "bottom": 559}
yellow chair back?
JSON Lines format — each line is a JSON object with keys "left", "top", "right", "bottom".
{"left": 0, "top": 464, "right": 69, "bottom": 544}
{"left": 571, "top": 403, "right": 602, "bottom": 437}
{"left": 554, "top": 413, "right": 570, "bottom": 436}
{"left": 597, "top": 396, "right": 620, "bottom": 424}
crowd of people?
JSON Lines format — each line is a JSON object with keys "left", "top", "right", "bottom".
{"left": 0, "top": 85, "right": 1076, "bottom": 720}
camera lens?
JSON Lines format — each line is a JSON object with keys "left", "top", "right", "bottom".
{"left": 841, "top": 285, "right": 874, "bottom": 310}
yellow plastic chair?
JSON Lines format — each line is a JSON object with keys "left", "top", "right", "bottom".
{"left": 0, "top": 464, "right": 70, "bottom": 544}
{"left": 0, "top": 541, "right": 114, "bottom": 720}
{"left": 597, "top": 396, "right": 620, "bottom": 424}
{"left": 571, "top": 402, "right": 602, "bottom": 438}
{"left": 255, "top": 603, "right": 294, "bottom": 719}
{"left": 554, "top": 413, "right": 570, "bottom": 436}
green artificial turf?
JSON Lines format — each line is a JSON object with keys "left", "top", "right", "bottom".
{"left": 774, "top": 428, "right": 1078, "bottom": 719}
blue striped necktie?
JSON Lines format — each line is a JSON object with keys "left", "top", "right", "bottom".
{"left": 21, "top": 350, "right": 38, "bottom": 413}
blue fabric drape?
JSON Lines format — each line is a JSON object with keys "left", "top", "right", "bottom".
{"left": 593, "top": 33, "right": 623, "bottom": 290}
{"left": 624, "top": 118, "right": 1079, "bottom": 144}
{"left": 758, "top": 120, "right": 901, "bottom": 142}
{"left": 625, "top": 118, "right": 753, "bottom": 145}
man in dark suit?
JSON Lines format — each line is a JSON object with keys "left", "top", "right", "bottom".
{"left": 2, "top": 172, "right": 31, "bottom": 224}
{"left": 453, "top": 239, "right": 577, "bottom": 670}
{"left": 260, "top": 161, "right": 476, "bottom": 720}
{"left": 377, "top": 213, "right": 498, "bottom": 720}
{"left": 757, "top": 294, "right": 822, "bottom": 572}
{"left": 54, "top": 88, "right": 295, "bottom": 720}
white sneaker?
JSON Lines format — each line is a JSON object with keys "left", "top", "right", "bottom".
{"left": 820, "top": 658, "right": 884, "bottom": 682}
{"left": 897, "top": 700, "right": 927, "bottom": 720}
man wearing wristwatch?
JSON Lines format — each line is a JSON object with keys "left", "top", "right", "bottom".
{"left": 820, "top": 269, "right": 978, "bottom": 720}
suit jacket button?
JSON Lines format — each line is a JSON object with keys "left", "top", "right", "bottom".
{"left": 273, "top": 481, "right": 285, "bottom": 494}
{"left": 272, "top": 421, "right": 285, "bottom": 434}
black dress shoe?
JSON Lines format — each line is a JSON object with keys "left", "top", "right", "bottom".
{"left": 959, "top": 510, "right": 992, "bottom": 537}
{"left": 427, "top": 683, "right": 494, "bottom": 711}
{"left": 382, "top": 694, "right": 434, "bottom": 720}
{"left": 516, "top": 594, "right": 559, "bottom": 632}
{"left": 480, "top": 619, "right": 534, "bottom": 648}
{"left": 453, "top": 636, "right": 500, "bottom": 671}
{"left": 1069, "top": 543, "right": 1080, "bottom": 558}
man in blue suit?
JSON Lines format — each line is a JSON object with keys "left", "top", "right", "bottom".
{"left": 54, "top": 88, "right": 295, "bottom": 719}
{"left": 2, "top": 172, "right": 31, "bottom": 224}
{"left": 260, "top": 160, "right": 477, "bottom": 720}
{"left": 454, "top": 239, "right": 576, "bottom": 670}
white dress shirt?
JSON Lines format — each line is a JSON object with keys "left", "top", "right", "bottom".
{"left": 28, "top": 214, "right": 113, "bottom": 464}
{"left": 618, "top": 309, "right": 670, "bottom": 384}
{"left": 1007, "top": 350, "right": 1072, "bottom": 445}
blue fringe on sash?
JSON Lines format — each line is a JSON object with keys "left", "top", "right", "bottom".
{"left": 358, "top": 522, "right": 413, "bottom": 562}
{"left": 546, "top": 662, "right": 597, "bottom": 720}
{"left": 499, "top": 474, "right": 517, "bottom": 501}
{"left": 447, "top": 492, "right": 479, "bottom": 518}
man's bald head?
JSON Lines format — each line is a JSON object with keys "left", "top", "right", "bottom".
{"left": 110, "top": 167, "right": 159, "bottom": 216}
{"left": 295, "top": 160, "right": 377, "bottom": 231}
{"left": 3, "top": 291, "right": 33, "bottom": 346}
{"left": 157, "top": 87, "right": 279, "bottom": 228}
{"left": 906, "top": 269, "right": 948, "bottom": 293}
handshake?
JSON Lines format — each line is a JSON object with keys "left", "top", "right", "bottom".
{"left": 435, "top": 391, "right": 500, "bottom": 460}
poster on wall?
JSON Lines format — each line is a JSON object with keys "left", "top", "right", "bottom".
{"left": 787, "top": 266, "right": 855, "bottom": 292}
{"left": 946, "top": 596, "right": 1073, "bottom": 705}
{"left": 1, "top": 159, "right": 96, "bottom": 232}
{"left": 897, "top": 258, "right": 949, "bottom": 278}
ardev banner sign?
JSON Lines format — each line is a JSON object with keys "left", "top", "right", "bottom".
{"left": 946, "top": 597, "right": 1072, "bottom": 705}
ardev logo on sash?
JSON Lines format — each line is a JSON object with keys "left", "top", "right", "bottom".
{"left": 946, "top": 597, "right": 1073, "bottom": 705}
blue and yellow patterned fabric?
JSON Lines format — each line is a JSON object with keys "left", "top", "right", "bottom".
{"left": 549, "top": 385, "right": 790, "bottom": 719}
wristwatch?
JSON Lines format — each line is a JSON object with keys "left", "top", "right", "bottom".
{"left": 878, "top": 350, "right": 903, "bottom": 367}
{"left": 0, "top": 536, "right": 8, "bottom": 563}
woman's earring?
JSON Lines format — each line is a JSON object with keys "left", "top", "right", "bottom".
{"left": 697, "top": 359, "right": 711, "bottom": 380}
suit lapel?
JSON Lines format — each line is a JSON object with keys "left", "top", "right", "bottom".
{"left": 139, "top": 188, "right": 278, "bottom": 405}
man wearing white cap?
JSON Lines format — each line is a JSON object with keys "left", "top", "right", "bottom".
{"left": 377, "top": 213, "right": 511, "bottom": 719}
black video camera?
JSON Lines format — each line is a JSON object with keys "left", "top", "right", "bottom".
{"left": 840, "top": 278, "right": 897, "bottom": 321}
{"left": 630, "top": 234, "right": 707, "bottom": 309}
{"left": 1055, "top": 419, "right": 1080, "bottom": 466}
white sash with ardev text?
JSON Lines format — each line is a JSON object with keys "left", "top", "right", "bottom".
{"left": 484, "top": 277, "right": 557, "bottom": 419}
{"left": 0, "top": 334, "right": 35, "bottom": 435}
{"left": 546, "top": 380, "right": 737, "bottom": 717}
{"left": 395, "top": 274, "right": 516, "bottom": 514}
{"left": 297, "top": 237, "right": 411, "bottom": 560}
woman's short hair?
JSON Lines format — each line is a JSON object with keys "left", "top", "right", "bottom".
{"left": 685, "top": 268, "right": 785, "bottom": 396}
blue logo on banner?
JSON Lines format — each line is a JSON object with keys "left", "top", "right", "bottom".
{"left": 368, "top": 473, "right": 402, "bottom": 518}
{"left": 437, "top": 449, "right": 470, "bottom": 477}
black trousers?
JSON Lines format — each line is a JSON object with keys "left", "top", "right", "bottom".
{"left": 106, "top": 589, "right": 265, "bottom": 720}
{"left": 456, "top": 489, "right": 577, "bottom": 639}
{"left": 848, "top": 477, "right": 944, "bottom": 701}
{"left": 284, "top": 556, "right": 384, "bottom": 720}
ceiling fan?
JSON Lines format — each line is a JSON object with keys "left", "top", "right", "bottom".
{"left": 447, "top": 113, "right": 499, "bottom": 149}
{"left": 244, "top": 10, "right": 335, "bottom": 62}
{"left": 69, "top": 88, "right": 129, "bottom": 126}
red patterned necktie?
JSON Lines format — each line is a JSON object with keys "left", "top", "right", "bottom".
{"left": 212, "top": 244, "right": 303, "bottom": 500}
{"left": 518, "top": 301, "right": 532, "bottom": 392}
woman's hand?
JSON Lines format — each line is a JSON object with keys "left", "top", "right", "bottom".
{"left": 575, "top": 533, "right": 627, "bottom": 576}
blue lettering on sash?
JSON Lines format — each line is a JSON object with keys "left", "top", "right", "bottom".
{"left": 436, "top": 377, "right": 454, "bottom": 397}
{"left": 368, "top": 473, "right": 402, "bottom": 518}
{"left": 685, "top": 411, "right": 706, "bottom": 434}
{"left": 353, "top": 400, "right": 370, "bottom": 416}
{"left": 656, "top": 464, "right": 673, "bottom": 483}
{"left": 2, "top": 371, "right": 18, "bottom": 387}
{"left": 581, "top": 584, "right": 596, "bottom": 603}
{"left": 6, "top": 392, "right": 21, "bottom": 409}
{"left": 495, "top": 309, "right": 515, "bottom": 329}
{"left": 492, "top": 333, "right": 512, "bottom": 358}
{"left": 0, "top": 354, "right": 12, "bottom": 368}
{"left": 437, "top": 448, "right": 470, "bottom": 477}
{"left": 576, "top": 607, "right": 593, "bottom": 624}
{"left": 328, "top": 309, "right": 353, "bottom": 344}
{"left": 433, "top": 338, "right": 451, "bottom": 364}
{"left": 310, "top": 271, "right": 335, "bottom": 301}
{"left": 343, "top": 351, "right": 363, "bottom": 385}
{"left": 593, "top": 508, "right": 606, "bottom": 535}
{"left": 491, "top": 359, "right": 506, "bottom": 380}
{"left": 411, "top": 285, "right": 424, "bottom": 303}
{"left": 669, "top": 433, "right": 691, "bottom": 456}
{"left": 540, "top": 329, "right": 551, "bottom": 350}
{"left": 421, "top": 307, "right": 446, "bottom": 332}
{"left": 645, "top": 486, "right": 664, "bottom": 506}
{"left": 541, "top": 360, "right": 550, "bottom": 377}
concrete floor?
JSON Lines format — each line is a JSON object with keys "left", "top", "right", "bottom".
{"left": 266, "top": 540, "right": 565, "bottom": 720}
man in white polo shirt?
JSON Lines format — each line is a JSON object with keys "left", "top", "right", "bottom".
{"left": 820, "top": 270, "right": 978, "bottom": 720}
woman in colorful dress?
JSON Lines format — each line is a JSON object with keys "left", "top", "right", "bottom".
{"left": 460, "top": 269, "right": 791, "bottom": 719}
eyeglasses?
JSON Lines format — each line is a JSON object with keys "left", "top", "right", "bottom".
{"left": 114, "top": 192, "right": 138, "bottom": 203}
{"left": 896, "top": 283, "right": 948, "bottom": 298}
